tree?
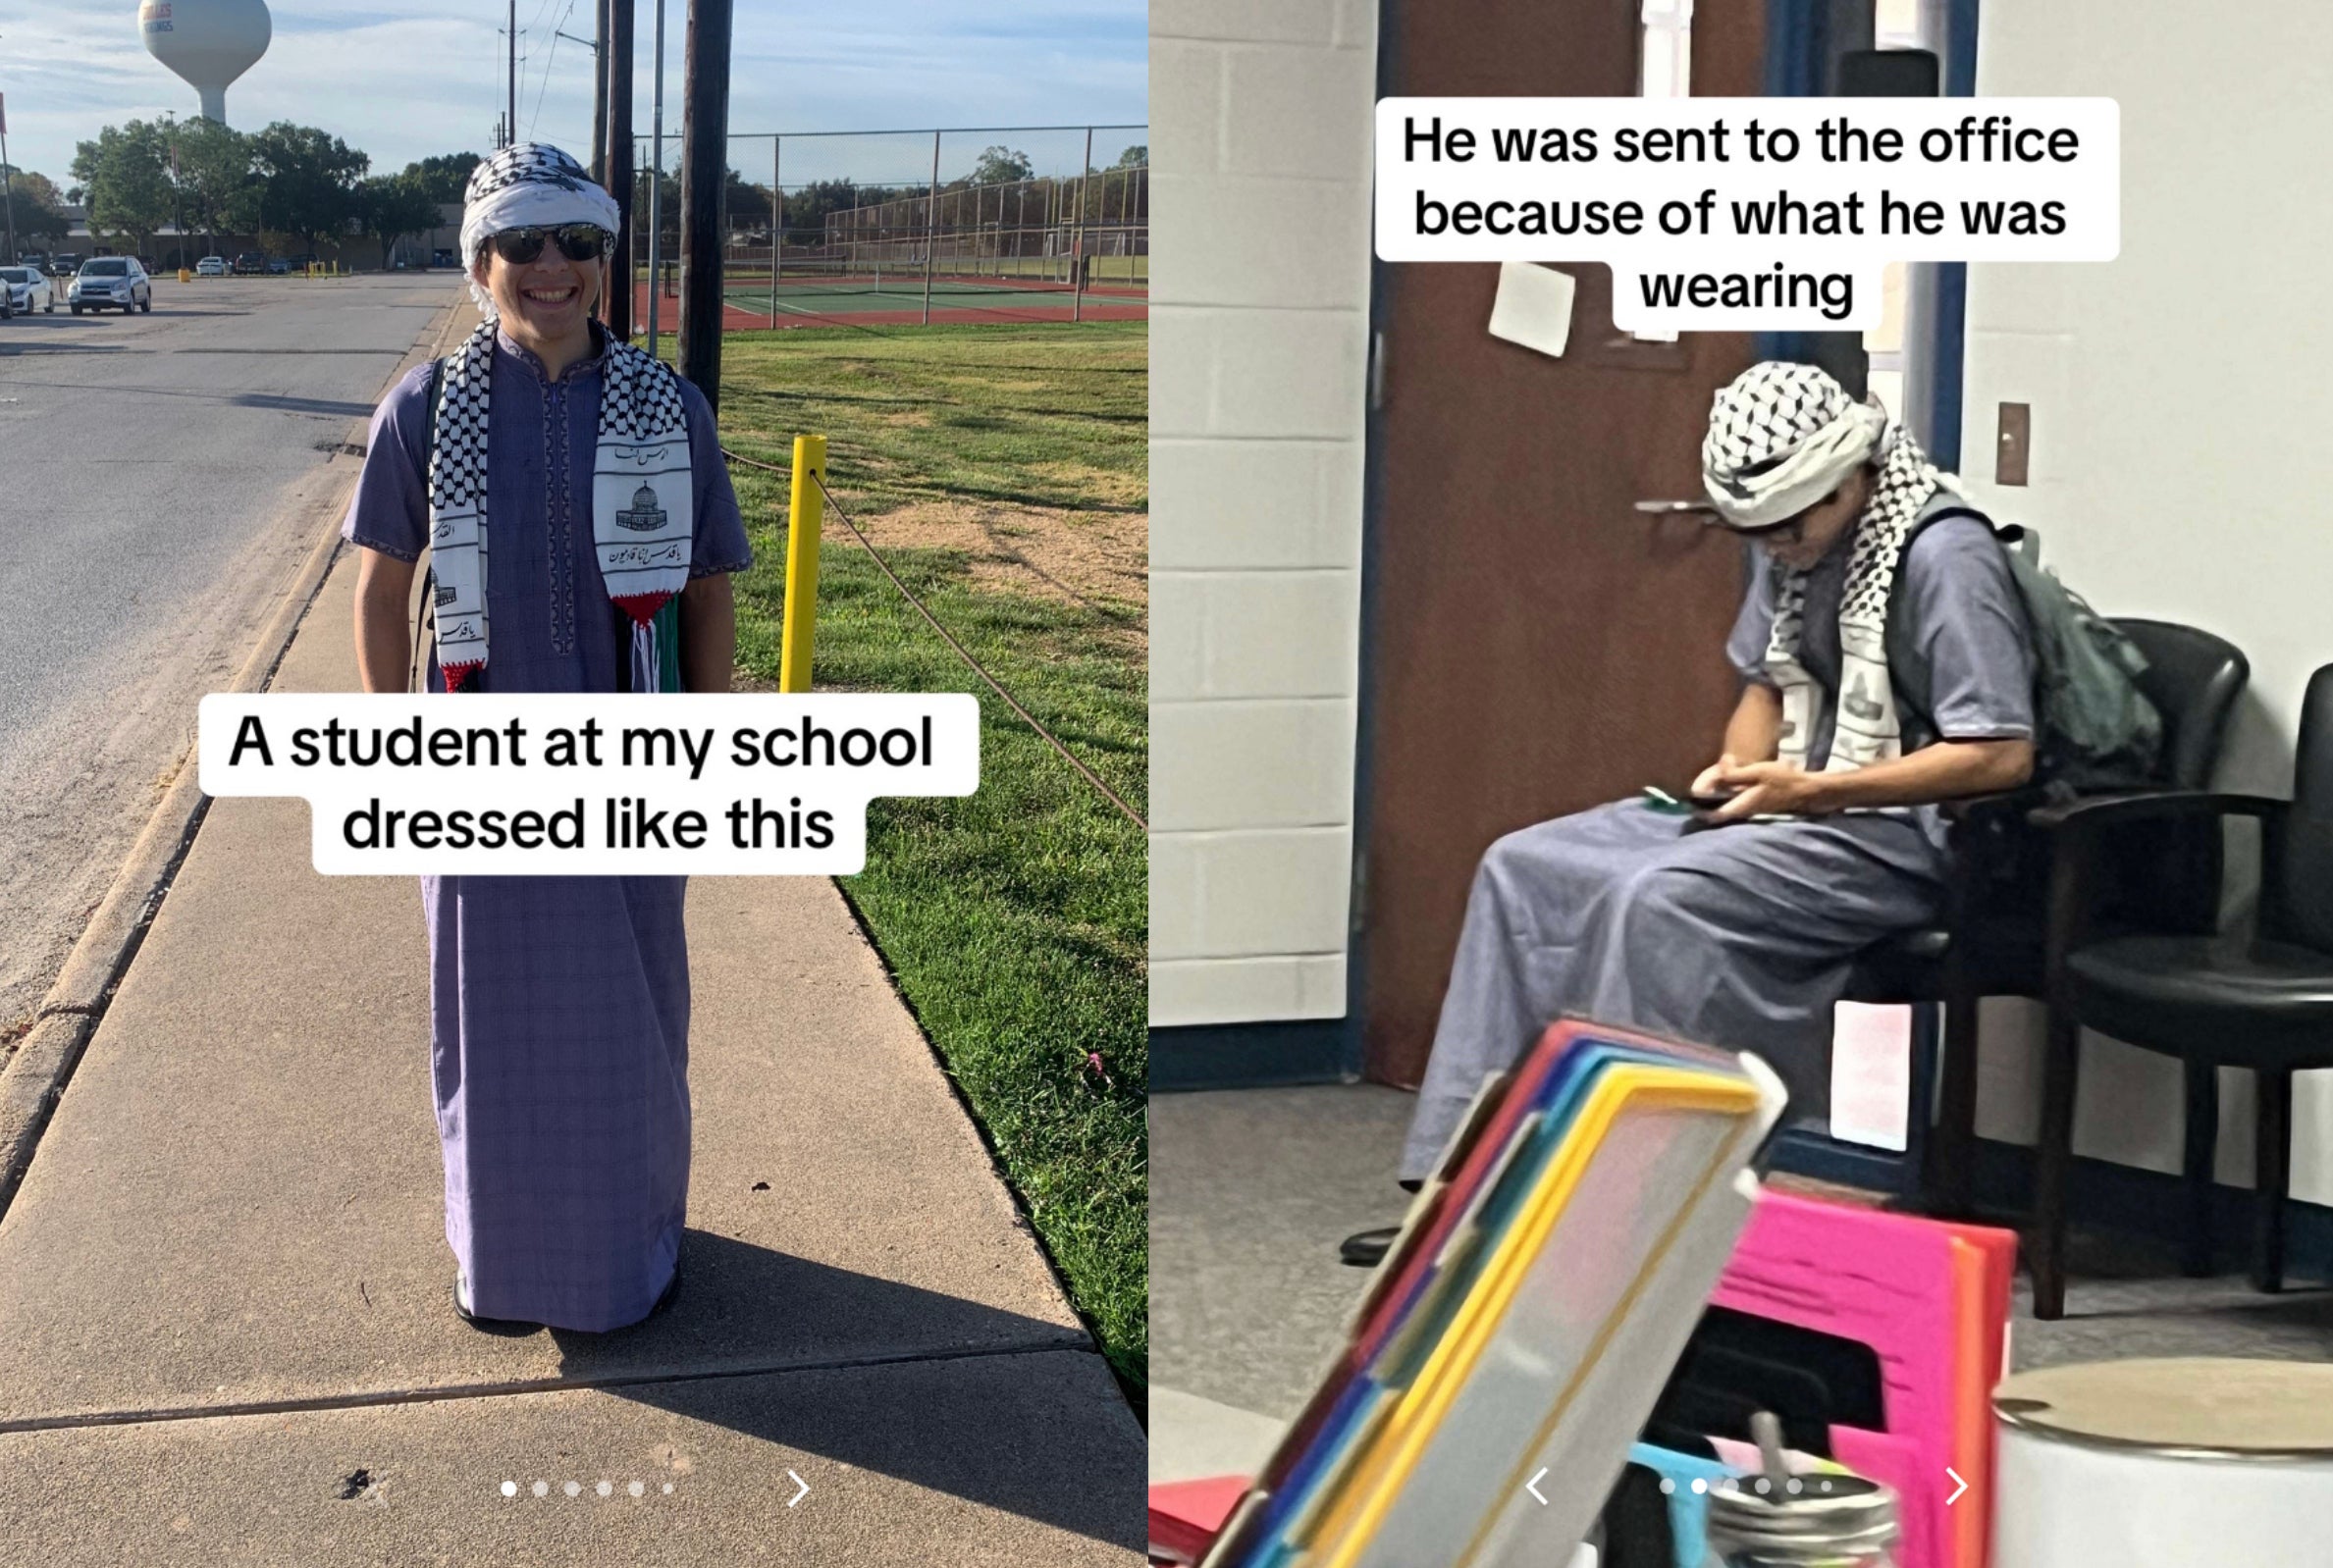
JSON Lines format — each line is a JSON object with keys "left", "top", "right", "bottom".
{"left": 721, "top": 166, "right": 772, "bottom": 229}
{"left": 165, "top": 116, "right": 258, "bottom": 251}
{"left": 1113, "top": 144, "right": 1146, "bottom": 169}
{"left": 1, "top": 167, "right": 72, "bottom": 248}
{"left": 971, "top": 144, "right": 1034, "bottom": 185}
{"left": 781, "top": 178, "right": 888, "bottom": 245}
{"left": 248, "top": 123, "right": 370, "bottom": 252}
{"left": 73, "top": 121, "right": 176, "bottom": 256}
{"left": 401, "top": 152, "right": 482, "bottom": 204}
{"left": 359, "top": 175, "right": 442, "bottom": 266}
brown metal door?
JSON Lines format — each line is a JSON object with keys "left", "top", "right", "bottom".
{"left": 1361, "top": 0, "right": 1768, "bottom": 1086}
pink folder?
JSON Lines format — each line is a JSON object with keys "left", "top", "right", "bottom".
{"left": 1712, "top": 1192, "right": 2014, "bottom": 1568}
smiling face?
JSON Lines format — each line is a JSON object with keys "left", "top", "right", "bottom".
{"left": 1753, "top": 463, "right": 1876, "bottom": 571}
{"left": 474, "top": 239, "right": 603, "bottom": 361}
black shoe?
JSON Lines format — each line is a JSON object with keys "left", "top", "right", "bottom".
{"left": 1340, "top": 1226, "right": 1401, "bottom": 1268}
{"left": 452, "top": 1278, "right": 542, "bottom": 1335}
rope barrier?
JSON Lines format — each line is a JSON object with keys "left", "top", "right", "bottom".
{"left": 719, "top": 445, "right": 1147, "bottom": 833}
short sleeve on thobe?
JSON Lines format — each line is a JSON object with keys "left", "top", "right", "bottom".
{"left": 342, "top": 362, "right": 433, "bottom": 561}
{"left": 1893, "top": 515, "right": 2036, "bottom": 741}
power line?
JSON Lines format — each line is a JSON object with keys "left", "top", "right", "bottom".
{"left": 525, "top": 0, "right": 578, "bottom": 138}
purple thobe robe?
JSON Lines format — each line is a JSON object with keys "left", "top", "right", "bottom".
{"left": 343, "top": 325, "right": 752, "bottom": 1329}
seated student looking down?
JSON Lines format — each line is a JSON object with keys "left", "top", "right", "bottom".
{"left": 1346, "top": 361, "right": 2038, "bottom": 1264}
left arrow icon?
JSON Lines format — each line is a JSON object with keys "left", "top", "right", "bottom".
{"left": 1525, "top": 1467, "right": 1549, "bottom": 1505}
{"left": 787, "top": 1470, "right": 811, "bottom": 1507}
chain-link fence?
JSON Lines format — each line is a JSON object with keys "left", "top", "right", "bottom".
{"left": 622, "top": 123, "right": 1146, "bottom": 331}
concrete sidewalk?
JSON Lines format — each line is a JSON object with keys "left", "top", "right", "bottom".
{"left": 0, "top": 522, "right": 1143, "bottom": 1554}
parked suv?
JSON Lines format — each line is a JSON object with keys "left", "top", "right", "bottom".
{"left": 69, "top": 256, "right": 151, "bottom": 315}
{"left": 232, "top": 252, "right": 269, "bottom": 276}
{"left": 195, "top": 255, "right": 229, "bottom": 277}
{"left": 46, "top": 252, "right": 80, "bottom": 278}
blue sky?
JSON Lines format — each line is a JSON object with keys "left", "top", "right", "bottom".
{"left": 0, "top": 1, "right": 1146, "bottom": 190}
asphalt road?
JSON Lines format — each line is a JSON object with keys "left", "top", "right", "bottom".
{"left": 0, "top": 273, "right": 462, "bottom": 1037}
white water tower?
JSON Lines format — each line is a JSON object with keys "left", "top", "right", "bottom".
{"left": 139, "top": 0, "right": 272, "bottom": 126}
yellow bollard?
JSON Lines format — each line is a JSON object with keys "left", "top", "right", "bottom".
{"left": 778, "top": 434, "right": 826, "bottom": 692}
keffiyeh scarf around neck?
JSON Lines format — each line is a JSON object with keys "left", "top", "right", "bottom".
{"left": 1701, "top": 361, "right": 1959, "bottom": 772}
{"left": 426, "top": 322, "right": 695, "bottom": 693}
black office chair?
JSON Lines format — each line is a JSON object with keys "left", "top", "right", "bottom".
{"left": 2028, "top": 662, "right": 2333, "bottom": 1320}
{"left": 1780, "top": 620, "right": 2249, "bottom": 1210}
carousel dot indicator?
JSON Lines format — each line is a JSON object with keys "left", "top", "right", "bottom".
{"left": 532, "top": 1481, "right": 549, "bottom": 1497}
{"left": 663, "top": 1483, "right": 675, "bottom": 1494}
{"left": 597, "top": 1481, "right": 613, "bottom": 1497}
{"left": 500, "top": 1481, "right": 517, "bottom": 1497}
{"left": 564, "top": 1481, "right": 582, "bottom": 1497}
{"left": 629, "top": 1481, "right": 647, "bottom": 1497}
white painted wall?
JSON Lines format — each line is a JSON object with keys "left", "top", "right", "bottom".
{"left": 1960, "top": 5, "right": 2333, "bottom": 1201}
{"left": 1148, "top": 0, "right": 1378, "bottom": 1027}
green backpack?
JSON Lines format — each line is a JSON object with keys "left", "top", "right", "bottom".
{"left": 1916, "top": 507, "right": 2163, "bottom": 789}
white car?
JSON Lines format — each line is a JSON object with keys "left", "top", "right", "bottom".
{"left": 0, "top": 264, "right": 56, "bottom": 315}
{"left": 0, "top": 266, "right": 53, "bottom": 315}
{"left": 70, "top": 257, "right": 151, "bottom": 315}
{"left": 194, "top": 255, "right": 228, "bottom": 278}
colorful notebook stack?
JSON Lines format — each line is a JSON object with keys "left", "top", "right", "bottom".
{"left": 1193, "top": 1019, "right": 1788, "bottom": 1568}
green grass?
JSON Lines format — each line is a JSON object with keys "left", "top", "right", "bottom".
{"left": 705, "top": 322, "right": 1148, "bottom": 1392}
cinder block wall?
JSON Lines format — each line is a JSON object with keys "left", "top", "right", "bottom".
{"left": 1148, "top": 0, "right": 1379, "bottom": 1028}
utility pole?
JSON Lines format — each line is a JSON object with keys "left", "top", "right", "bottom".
{"left": 604, "top": 0, "right": 635, "bottom": 337}
{"left": 506, "top": 0, "right": 518, "bottom": 146}
{"left": 1, "top": 95, "right": 19, "bottom": 265}
{"left": 590, "top": 0, "right": 610, "bottom": 185}
{"left": 676, "top": 0, "right": 732, "bottom": 405}
{"left": 645, "top": 0, "right": 666, "bottom": 356}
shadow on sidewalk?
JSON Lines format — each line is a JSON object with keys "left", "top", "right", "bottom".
{"left": 536, "top": 1229, "right": 1139, "bottom": 1550}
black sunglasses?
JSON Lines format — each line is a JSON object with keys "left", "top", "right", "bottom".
{"left": 489, "top": 224, "right": 607, "bottom": 264}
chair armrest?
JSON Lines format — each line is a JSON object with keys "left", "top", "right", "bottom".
{"left": 2029, "top": 790, "right": 2287, "bottom": 834}
{"left": 2040, "top": 792, "right": 2289, "bottom": 993}
{"left": 1939, "top": 783, "right": 2058, "bottom": 827}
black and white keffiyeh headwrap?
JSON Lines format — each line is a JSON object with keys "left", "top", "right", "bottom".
{"left": 1701, "top": 361, "right": 1961, "bottom": 772}
{"left": 457, "top": 141, "right": 621, "bottom": 321}
{"left": 430, "top": 143, "right": 691, "bottom": 693}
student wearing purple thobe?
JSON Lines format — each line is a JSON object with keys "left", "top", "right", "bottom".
{"left": 341, "top": 144, "right": 751, "bottom": 1332}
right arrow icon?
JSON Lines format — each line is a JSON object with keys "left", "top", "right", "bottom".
{"left": 1944, "top": 1467, "right": 1968, "bottom": 1506}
